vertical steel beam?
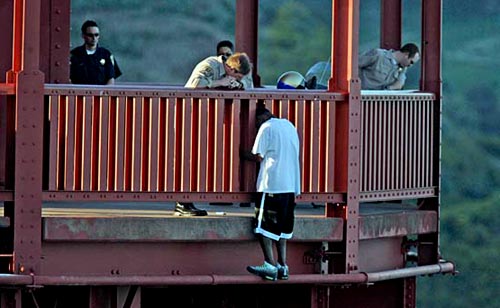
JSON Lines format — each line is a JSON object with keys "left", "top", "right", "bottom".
{"left": 311, "top": 286, "right": 330, "bottom": 308}
{"left": 403, "top": 277, "right": 416, "bottom": 308}
{"left": 421, "top": 0, "right": 442, "bottom": 94}
{"left": 7, "top": 0, "right": 44, "bottom": 275}
{"left": 329, "top": 0, "right": 361, "bottom": 274}
{"left": 0, "top": 0, "right": 13, "bottom": 187}
{"left": 235, "top": 0, "right": 260, "bottom": 87}
{"left": 0, "top": 1, "right": 13, "bottom": 80}
{"left": 329, "top": 0, "right": 360, "bottom": 92}
{"left": 40, "top": 0, "right": 70, "bottom": 83}
{"left": 418, "top": 0, "right": 442, "bottom": 265}
{"left": 40, "top": 0, "right": 50, "bottom": 81}
{"left": 380, "top": 0, "right": 402, "bottom": 50}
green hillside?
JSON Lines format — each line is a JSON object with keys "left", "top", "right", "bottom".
{"left": 71, "top": 1, "right": 500, "bottom": 307}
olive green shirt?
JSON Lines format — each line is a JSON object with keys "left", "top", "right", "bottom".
{"left": 358, "top": 48, "right": 406, "bottom": 90}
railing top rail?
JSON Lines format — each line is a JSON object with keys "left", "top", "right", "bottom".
{"left": 361, "top": 89, "right": 436, "bottom": 99}
{"left": 43, "top": 83, "right": 347, "bottom": 101}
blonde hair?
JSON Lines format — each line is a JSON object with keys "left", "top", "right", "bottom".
{"left": 226, "top": 52, "right": 252, "bottom": 75}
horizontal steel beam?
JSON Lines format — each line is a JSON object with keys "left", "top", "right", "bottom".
{"left": 0, "top": 261, "right": 455, "bottom": 286}
{"left": 44, "top": 84, "right": 348, "bottom": 101}
{"left": 359, "top": 188, "right": 437, "bottom": 202}
{"left": 42, "top": 191, "right": 345, "bottom": 203}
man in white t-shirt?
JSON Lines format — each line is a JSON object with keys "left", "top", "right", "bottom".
{"left": 241, "top": 106, "right": 301, "bottom": 281}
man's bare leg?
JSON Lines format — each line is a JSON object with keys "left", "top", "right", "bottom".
{"left": 276, "top": 238, "right": 287, "bottom": 265}
{"left": 259, "top": 235, "right": 276, "bottom": 265}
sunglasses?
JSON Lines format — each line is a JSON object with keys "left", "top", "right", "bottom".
{"left": 85, "top": 33, "right": 100, "bottom": 37}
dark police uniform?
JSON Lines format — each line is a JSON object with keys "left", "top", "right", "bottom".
{"left": 70, "top": 45, "right": 122, "bottom": 85}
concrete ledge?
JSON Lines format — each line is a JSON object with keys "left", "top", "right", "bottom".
{"left": 359, "top": 210, "right": 437, "bottom": 240}
{"left": 43, "top": 216, "right": 344, "bottom": 242}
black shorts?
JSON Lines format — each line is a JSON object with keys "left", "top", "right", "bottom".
{"left": 254, "top": 192, "right": 296, "bottom": 241}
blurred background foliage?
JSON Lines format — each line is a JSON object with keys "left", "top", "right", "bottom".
{"left": 71, "top": 0, "right": 499, "bottom": 307}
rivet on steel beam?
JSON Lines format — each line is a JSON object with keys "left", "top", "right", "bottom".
{"left": 55, "top": 44, "right": 61, "bottom": 49}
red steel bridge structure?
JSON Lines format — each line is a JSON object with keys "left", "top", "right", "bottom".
{"left": 0, "top": 0, "right": 454, "bottom": 307}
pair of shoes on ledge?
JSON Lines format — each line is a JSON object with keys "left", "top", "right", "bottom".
{"left": 175, "top": 202, "right": 207, "bottom": 216}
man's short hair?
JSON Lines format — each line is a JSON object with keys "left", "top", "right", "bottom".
{"left": 217, "top": 40, "right": 234, "bottom": 53}
{"left": 81, "top": 20, "right": 98, "bottom": 34}
{"left": 400, "top": 43, "right": 419, "bottom": 58}
{"left": 226, "top": 52, "right": 252, "bottom": 75}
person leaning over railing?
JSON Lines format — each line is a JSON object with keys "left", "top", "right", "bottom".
{"left": 215, "top": 40, "right": 254, "bottom": 89}
{"left": 184, "top": 52, "right": 253, "bottom": 90}
{"left": 358, "top": 43, "right": 420, "bottom": 90}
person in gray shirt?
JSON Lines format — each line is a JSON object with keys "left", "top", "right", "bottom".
{"left": 358, "top": 43, "right": 420, "bottom": 90}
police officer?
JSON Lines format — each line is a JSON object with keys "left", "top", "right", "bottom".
{"left": 70, "top": 20, "right": 122, "bottom": 85}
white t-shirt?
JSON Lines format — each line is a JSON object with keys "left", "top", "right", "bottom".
{"left": 252, "top": 118, "right": 301, "bottom": 196}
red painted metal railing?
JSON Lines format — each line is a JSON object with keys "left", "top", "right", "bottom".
{"left": 43, "top": 85, "right": 346, "bottom": 203}
{"left": 0, "top": 86, "right": 438, "bottom": 204}
{"left": 359, "top": 92, "right": 436, "bottom": 201}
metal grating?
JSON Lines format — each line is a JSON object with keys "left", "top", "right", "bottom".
{"left": 359, "top": 93, "right": 435, "bottom": 199}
